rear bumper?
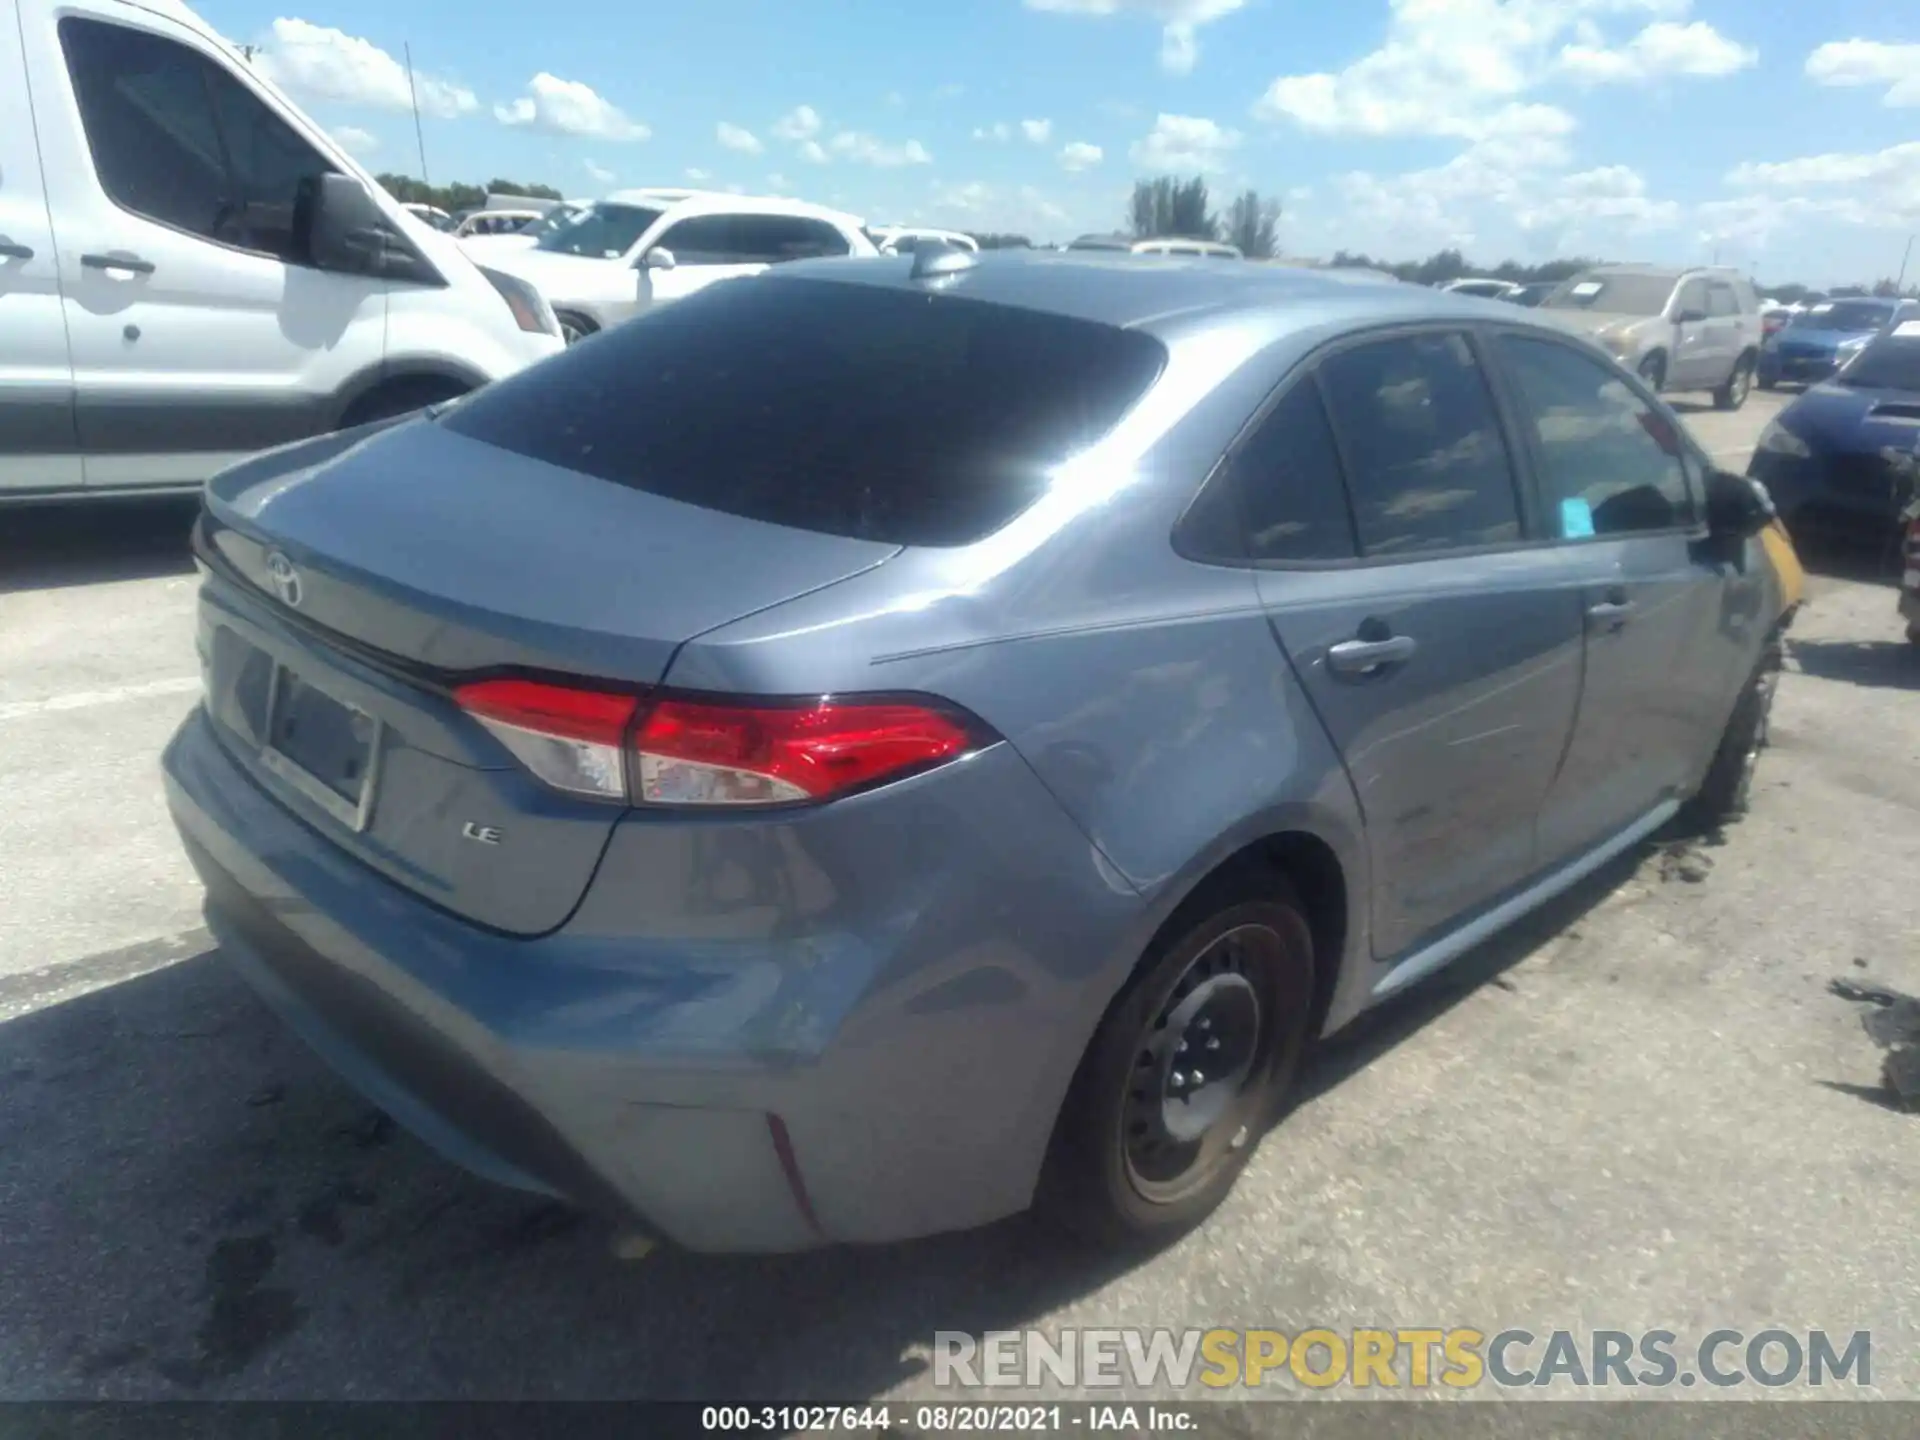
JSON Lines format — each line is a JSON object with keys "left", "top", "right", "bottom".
{"left": 163, "top": 705, "right": 1142, "bottom": 1251}
{"left": 1758, "top": 353, "right": 1835, "bottom": 385}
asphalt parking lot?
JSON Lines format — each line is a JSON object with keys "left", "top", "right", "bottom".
{"left": 2, "top": 387, "right": 1917, "bottom": 1406}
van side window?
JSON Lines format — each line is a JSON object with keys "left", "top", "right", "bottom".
{"left": 1495, "top": 334, "right": 1696, "bottom": 537}
{"left": 61, "top": 18, "right": 334, "bottom": 264}
{"left": 1226, "top": 380, "right": 1359, "bottom": 561}
{"left": 1315, "top": 332, "right": 1523, "bottom": 556}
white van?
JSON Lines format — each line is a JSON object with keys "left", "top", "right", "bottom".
{"left": 0, "top": 0, "right": 564, "bottom": 500}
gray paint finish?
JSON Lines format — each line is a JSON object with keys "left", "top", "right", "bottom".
{"left": 162, "top": 253, "right": 1779, "bottom": 1249}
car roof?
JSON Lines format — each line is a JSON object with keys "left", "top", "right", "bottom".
{"left": 603, "top": 189, "right": 865, "bottom": 229}
{"left": 772, "top": 249, "right": 1569, "bottom": 341}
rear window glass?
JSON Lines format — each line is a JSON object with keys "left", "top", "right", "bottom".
{"left": 441, "top": 277, "right": 1167, "bottom": 546}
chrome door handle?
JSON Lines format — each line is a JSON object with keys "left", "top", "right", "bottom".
{"left": 81, "top": 251, "right": 155, "bottom": 275}
{"left": 1327, "top": 634, "right": 1417, "bottom": 675}
{"left": 0, "top": 238, "right": 33, "bottom": 261}
{"left": 1586, "top": 601, "right": 1634, "bottom": 630}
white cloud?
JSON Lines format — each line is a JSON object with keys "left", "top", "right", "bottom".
{"left": 583, "top": 158, "right": 616, "bottom": 184}
{"left": 798, "top": 140, "right": 830, "bottom": 164}
{"left": 1253, "top": 0, "right": 1745, "bottom": 140}
{"left": 929, "top": 180, "right": 1075, "bottom": 236}
{"left": 1129, "top": 113, "right": 1241, "bottom": 172}
{"left": 1024, "top": 0, "right": 1249, "bottom": 75}
{"left": 1021, "top": 118, "right": 1054, "bottom": 143}
{"left": 496, "top": 74, "right": 649, "bottom": 140}
{"left": 974, "top": 122, "right": 1013, "bottom": 141}
{"left": 1059, "top": 141, "right": 1104, "bottom": 171}
{"left": 685, "top": 167, "right": 711, "bottom": 182}
{"left": 254, "top": 19, "right": 476, "bottom": 118}
{"left": 1805, "top": 39, "right": 1920, "bottom": 106}
{"left": 717, "top": 122, "right": 763, "bottom": 154}
{"left": 1559, "top": 21, "right": 1756, "bottom": 83}
{"left": 1724, "top": 140, "right": 1920, "bottom": 224}
{"left": 766, "top": 172, "right": 793, "bottom": 193}
{"left": 772, "top": 105, "right": 824, "bottom": 141}
{"left": 331, "top": 125, "right": 378, "bottom": 155}
{"left": 828, "top": 131, "right": 933, "bottom": 167}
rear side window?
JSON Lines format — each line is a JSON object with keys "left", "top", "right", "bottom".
{"left": 733, "top": 215, "right": 851, "bottom": 261}
{"left": 61, "top": 17, "right": 333, "bottom": 263}
{"left": 441, "top": 278, "right": 1167, "bottom": 546}
{"left": 1496, "top": 335, "right": 1696, "bottom": 537}
{"left": 1315, "top": 333, "right": 1523, "bottom": 556}
{"left": 656, "top": 214, "right": 735, "bottom": 264}
{"left": 1226, "top": 382, "right": 1358, "bottom": 561}
{"left": 1707, "top": 283, "right": 1739, "bottom": 318}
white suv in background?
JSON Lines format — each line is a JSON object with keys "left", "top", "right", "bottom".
{"left": 868, "top": 225, "right": 979, "bottom": 255}
{"left": 485, "top": 191, "right": 878, "bottom": 343}
{"left": 0, "top": 0, "right": 563, "bottom": 502}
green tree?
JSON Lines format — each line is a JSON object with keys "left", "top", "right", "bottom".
{"left": 973, "top": 233, "right": 1033, "bottom": 249}
{"left": 1223, "top": 190, "right": 1282, "bottom": 259}
{"left": 373, "top": 174, "right": 561, "bottom": 214}
{"left": 1128, "top": 176, "right": 1218, "bottom": 242}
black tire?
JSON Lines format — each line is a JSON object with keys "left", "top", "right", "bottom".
{"left": 555, "top": 311, "right": 598, "bottom": 346}
{"left": 1637, "top": 352, "right": 1667, "bottom": 393}
{"left": 1714, "top": 351, "right": 1756, "bottom": 411}
{"left": 1037, "top": 874, "right": 1316, "bottom": 1250}
{"left": 1684, "top": 642, "right": 1782, "bottom": 827}
{"left": 339, "top": 376, "right": 470, "bottom": 429}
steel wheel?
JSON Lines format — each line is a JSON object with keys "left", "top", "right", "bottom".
{"left": 1120, "top": 922, "right": 1286, "bottom": 1205}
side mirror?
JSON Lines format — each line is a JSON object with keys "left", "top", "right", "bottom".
{"left": 1704, "top": 468, "right": 1774, "bottom": 543}
{"left": 1675, "top": 307, "right": 1708, "bottom": 325}
{"left": 641, "top": 247, "right": 677, "bottom": 272}
{"left": 304, "top": 174, "right": 386, "bottom": 273}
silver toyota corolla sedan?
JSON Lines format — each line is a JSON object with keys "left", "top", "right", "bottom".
{"left": 163, "top": 250, "right": 1787, "bottom": 1252}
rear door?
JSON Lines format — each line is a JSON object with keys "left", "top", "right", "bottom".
{"left": 1245, "top": 330, "right": 1584, "bottom": 962}
{"left": 0, "top": 3, "right": 82, "bottom": 493}
{"left": 1669, "top": 277, "right": 1715, "bottom": 388}
{"left": 1705, "top": 279, "right": 1744, "bottom": 385}
{"left": 1489, "top": 330, "right": 1726, "bottom": 862}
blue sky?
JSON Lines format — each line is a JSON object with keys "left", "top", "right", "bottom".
{"left": 198, "top": 0, "right": 1920, "bottom": 286}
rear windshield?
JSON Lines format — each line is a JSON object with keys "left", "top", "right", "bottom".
{"left": 440, "top": 276, "right": 1167, "bottom": 546}
{"left": 1541, "top": 273, "right": 1675, "bottom": 316}
{"left": 1839, "top": 335, "right": 1920, "bottom": 393}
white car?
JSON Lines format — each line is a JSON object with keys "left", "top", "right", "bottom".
{"left": 869, "top": 225, "right": 979, "bottom": 255}
{"left": 1440, "top": 277, "right": 1524, "bottom": 301}
{"left": 1, "top": 0, "right": 563, "bottom": 501}
{"left": 487, "top": 191, "right": 878, "bottom": 344}
{"left": 1130, "top": 238, "right": 1243, "bottom": 259}
{"left": 459, "top": 201, "right": 591, "bottom": 257}
{"left": 454, "top": 209, "right": 546, "bottom": 239}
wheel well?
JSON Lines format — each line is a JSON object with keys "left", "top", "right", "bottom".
{"left": 1159, "top": 832, "right": 1348, "bottom": 1039}
{"left": 338, "top": 373, "right": 473, "bottom": 430}
{"left": 554, "top": 308, "right": 598, "bottom": 334}
{"left": 1639, "top": 347, "right": 1667, "bottom": 370}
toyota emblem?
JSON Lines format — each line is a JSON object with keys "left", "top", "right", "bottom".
{"left": 264, "top": 550, "right": 303, "bottom": 608}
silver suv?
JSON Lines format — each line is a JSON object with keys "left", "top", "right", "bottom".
{"left": 1538, "top": 265, "right": 1764, "bottom": 410}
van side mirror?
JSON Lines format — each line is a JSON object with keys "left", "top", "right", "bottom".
{"left": 1704, "top": 468, "right": 1774, "bottom": 544}
{"left": 304, "top": 174, "right": 387, "bottom": 273}
{"left": 641, "top": 247, "right": 677, "bottom": 272}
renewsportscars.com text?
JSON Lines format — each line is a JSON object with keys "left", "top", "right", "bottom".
{"left": 932, "top": 1328, "right": 1873, "bottom": 1391}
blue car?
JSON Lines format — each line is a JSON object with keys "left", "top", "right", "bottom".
{"left": 1749, "top": 321, "right": 1920, "bottom": 547}
{"left": 1757, "top": 297, "right": 1919, "bottom": 390}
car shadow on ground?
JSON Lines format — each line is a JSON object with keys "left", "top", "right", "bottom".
{"left": 0, "top": 498, "right": 200, "bottom": 595}
{"left": 0, "top": 850, "right": 1645, "bottom": 1402}
{"left": 1786, "top": 637, "right": 1919, "bottom": 691}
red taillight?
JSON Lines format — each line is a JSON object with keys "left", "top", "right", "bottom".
{"left": 454, "top": 678, "right": 638, "bottom": 800}
{"left": 453, "top": 679, "right": 985, "bottom": 808}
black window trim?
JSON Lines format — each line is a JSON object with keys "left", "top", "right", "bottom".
{"left": 1478, "top": 322, "right": 1711, "bottom": 546}
{"left": 58, "top": 14, "right": 444, "bottom": 287}
{"left": 1174, "top": 320, "right": 1549, "bottom": 573}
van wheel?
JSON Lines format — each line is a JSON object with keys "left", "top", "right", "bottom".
{"left": 1715, "top": 352, "right": 1756, "bottom": 411}
{"left": 1637, "top": 352, "right": 1667, "bottom": 393}
{"left": 340, "top": 376, "right": 471, "bottom": 429}
{"left": 1037, "top": 876, "right": 1314, "bottom": 1250}
{"left": 1684, "top": 642, "right": 1781, "bottom": 826}
{"left": 555, "top": 311, "right": 598, "bottom": 345}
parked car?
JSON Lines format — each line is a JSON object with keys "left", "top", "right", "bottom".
{"left": 1509, "top": 281, "right": 1558, "bottom": 307}
{"left": 163, "top": 254, "right": 1794, "bottom": 1252}
{"left": 459, "top": 200, "right": 591, "bottom": 257}
{"left": 0, "top": 0, "right": 563, "bottom": 502}
{"left": 1749, "top": 320, "right": 1920, "bottom": 552}
{"left": 1440, "top": 277, "right": 1523, "bottom": 301}
{"left": 1131, "top": 238, "right": 1244, "bottom": 259}
{"left": 1537, "top": 265, "right": 1764, "bottom": 410}
{"left": 454, "top": 209, "right": 544, "bottom": 239}
{"left": 484, "top": 191, "right": 876, "bottom": 344}
{"left": 1900, "top": 493, "right": 1920, "bottom": 644}
{"left": 868, "top": 225, "right": 979, "bottom": 255}
{"left": 1066, "top": 232, "right": 1138, "bottom": 252}
{"left": 401, "top": 202, "right": 454, "bottom": 232}
{"left": 1758, "top": 298, "right": 1920, "bottom": 390}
